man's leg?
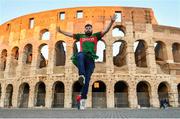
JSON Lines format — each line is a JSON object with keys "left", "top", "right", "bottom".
{"left": 77, "top": 52, "right": 86, "bottom": 85}
{"left": 81, "top": 58, "right": 95, "bottom": 99}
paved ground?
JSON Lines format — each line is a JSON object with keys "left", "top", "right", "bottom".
{"left": 0, "top": 108, "right": 180, "bottom": 118}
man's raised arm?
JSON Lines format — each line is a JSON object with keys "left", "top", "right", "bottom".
{"left": 101, "top": 14, "right": 117, "bottom": 37}
{"left": 56, "top": 26, "right": 73, "bottom": 37}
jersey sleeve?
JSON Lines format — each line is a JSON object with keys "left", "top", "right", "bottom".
{"left": 95, "top": 32, "right": 103, "bottom": 41}
{"left": 73, "top": 34, "right": 80, "bottom": 41}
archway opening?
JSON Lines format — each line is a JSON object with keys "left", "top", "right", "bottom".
{"left": 112, "top": 26, "right": 125, "bottom": 37}
{"left": 4, "top": 84, "right": 13, "bottom": 108}
{"left": 23, "top": 44, "right": 33, "bottom": 64}
{"left": 18, "top": 83, "right": 30, "bottom": 108}
{"left": 113, "top": 40, "right": 127, "bottom": 67}
{"left": 172, "top": 43, "right": 180, "bottom": 63}
{"left": 95, "top": 40, "right": 106, "bottom": 62}
{"left": 72, "top": 81, "right": 83, "bottom": 108}
{"left": 177, "top": 83, "right": 180, "bottom": 106}
{"left": 52, "top": 81, "right": 64, "bottom": 108}
{"left": 40, "top": 29, "right": 50, "bottom": 40}
{"left": 114, "top": 81, "right": 129, "bottom": 107}
{"left": 154, "top": 41, "right": 167, "bottom": 61}
{"left": 137, "top": 81, "right": 150, "bottom": 107}
{"left": 39, "top": 44, "right": 48, "bottom": 68}
{"left": 92, "top": 81, "right": 106, "bottom": 108}
{"left": 158, "top": 82, "right": 169, "bottom": 106}
{"left": 134, "top": 40, "right": 147, "bottom": 67}
{"left": 55, "top": 41, "right": 66, "bottom": 66}
{"left": 35, "top": 82, "right": 46, "bottom": 106}
{"left": 0, "top": 49, "right": 7, "bottom": 71}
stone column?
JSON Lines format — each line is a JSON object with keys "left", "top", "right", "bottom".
{"left": 12, "top": 83, "right": 18, "bottom": 108}
{"left": 105, "top": 33, "right": 114, "bottom": 74}
{"left": 166, "top": 45, "right": 174, "bottom": 63}
{"left": 0, "top": 83, "right": 6, "bottom": 107}
{"left": 128, "top": 80, "right": 138, "bottom": 108}
{"left": 86, "top": 83, "right": 92, "bottom": 108}
{"left": 124, "top": 22, "right": 136, "bottom": 75}
{"left": 106, "top": 81, "right": 114, "bottom": 108}
{"left": 28, "top": 84, "right": 35, "bottom": 108}
{"left": 64, "top": 22, "right": 74, "bottom": 76}
{"left": 30, "top": 26, "right": 40, "bottom": 75}
{"left": 64, "top": 81, "right": 72, "bottom": 108}
{"left": 169, "top": 82, "right": 179, "bottom": 107}
{"left": 146, "top": 43, "right": 157, "bottom": 74}
{"left": 4, "top": 51, "right": 12, "bottom": 78}
{"left": 16, "top": 49, "right": 24, "bottom": 77}
{"left": 47, "top": 24, "right": 56, "bottom": 75}
{"left": 45, "top": 83, "right": 53, "bottom": 108}
{"left": 150, "top": 84, "right": 160, "bottom": 107}
{"left": 126, "top": 44, "right": 136, "bottom": 74}
{"left": 16, "top": 29, "right": 27, "bottom": 77}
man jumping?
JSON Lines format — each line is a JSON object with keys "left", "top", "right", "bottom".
{"left": 57, "top": 14, "right": 117, "bottom": 109}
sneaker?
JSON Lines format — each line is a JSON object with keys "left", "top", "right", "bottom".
{"left": 80, "top": 99, "right": 86, "bottom": 110}
{"left": 78, "top": 75, "right": 85, "bottom": 86}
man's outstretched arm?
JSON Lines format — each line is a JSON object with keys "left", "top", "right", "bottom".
{"left": 101, "top": 14, "right": 117, "bottom": 37}
{"left": 56, "top": 26, "right": 73, "bottom": 37}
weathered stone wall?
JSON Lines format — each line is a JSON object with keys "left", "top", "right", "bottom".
{"left": 0, "top": 6, "right": 180, "bottom": 108}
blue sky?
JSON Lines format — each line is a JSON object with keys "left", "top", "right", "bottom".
{"left": 0, "top": 0, "right": 180, "bottom": 27}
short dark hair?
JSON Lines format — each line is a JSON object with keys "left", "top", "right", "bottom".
{"left": 85, "top": 24, "right": 92, "bottom": 28}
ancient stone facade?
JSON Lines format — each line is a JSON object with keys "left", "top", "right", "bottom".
{"left": 0, "top": 6, "right": 180, "bottom": 108}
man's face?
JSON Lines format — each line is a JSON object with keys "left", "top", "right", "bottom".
{"left": 84, "top": 26, "right": 93, "bottom": 36}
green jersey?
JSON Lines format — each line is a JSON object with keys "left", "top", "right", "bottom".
{"left": 71, "top": 32, "right": 102, "bottom": 66}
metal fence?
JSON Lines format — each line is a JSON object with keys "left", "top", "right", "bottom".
{"left": 72, "top": 92, "right": 80, "bottom": 108}
{"left": 19, "top": 94, "right": 29, "bottom": 108}
{"left": 114, "top": 93, "right": 129, "bottom": 107}
{"left": 36, "top": 93, "right": 45, "bottom": 106}
{"left": 92, "top": 92, "right": 106, "bottom": 108}
{"left": 52, "top": 93, "right": 64, "bottom": 108}
{"left": 137, "top": 92, "right": 150, "bottom": 107}
{"left": 4, "top": 93, "right": 12, "bottom": 108}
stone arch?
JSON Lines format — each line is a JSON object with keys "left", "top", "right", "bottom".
{"left": 52, "top": 81, "right": 64, "bottom": 108}
{"left": 136, "top": 81, "right": 151, "bottom": 107}
{"left": 172, "top": 42, "right": 180, "bottom": 62}
{"left": 11, "top": 46, "right": 19, "bottom": 60}
{"left": 96, "top": 40, "right": 106, "bottom": 62}
{"left": 23, "top": 44, "right": 33, "bottom": 64}
{"left": 112, "top": 25, "right": 126, "bottom": 37}
{"left": 72, "top": 81, "right": 83, "bottom": 108}
{"left": 92, "top": 80, "right": 107, "bottom": 108}
{"left": 4, "top": 84, "right": 13, "bottom": 107}
{"left": 114, "top": 81, "right": 129, "bottom": 107}
{"left": 55, "top": 41, "right": 66, "bottom": 66}
{"left": 34, "top": 81, "right": 46, "bottom": 107}
{"left": 134, "top": 40, "right": 148, "bottom": 67}
{"left": 38, "top": 43, "right": 48, "bottom": 68}
{"left": 0, "top": 49, "right": 7, "bottom": 71}
{"left": 158, "top": 82, "right": 170, "bottom": 106}
{"left": 154, "top": 41, "right": 167, "bottom": 61}
{"left": 177, "top": 83, "right": 180, "bottom": 106}
{"left": 40, "top": 29, "right": 50, "bottom": 40}
{"left": 113, "top": 40, "right": 127, "bottom": 67}
{"left": 18, "top": 83, "right": 30, "bottom": 108}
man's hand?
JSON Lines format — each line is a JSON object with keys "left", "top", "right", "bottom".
{"left": 101, "top": 14, "right": 117, "bottom": 37}
{"left": 111, "top": 14, "right": 117, "bottom": 22}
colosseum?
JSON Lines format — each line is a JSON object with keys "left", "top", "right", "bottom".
{"left": 0, "top": 6, "right": 180, "bottom": 109}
